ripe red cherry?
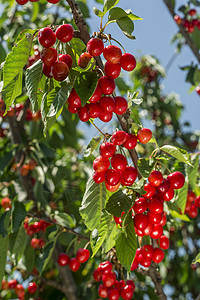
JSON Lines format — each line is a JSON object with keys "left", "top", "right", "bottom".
{"left": 141, "top": 244, "right": 154, "bottom": 259}
{"left": 38, "top": 27, "right": 56, "bottom": 48}
{"left": 126, "top": 280, "right": 135, "bottom": 289}
{"left": 187, "top": 190, "right": 196, "bottom": 203}
{"left": 143, "top": 183, "right": 156, "bottom": 199}
{"left": 138, "top": 254, "right": 152, "bottom": 267}
{"left": 98, "top": 284, "right": 108, "bottom": 298}
{"left": 15, "top": 284, "right": 24, "bottom": 297}
{"left": 31, "top": 238, "right": 40, "bottom": 249}
{"left": 16, "top": 0, "right": 28, "bottom": 4}
{"left": 88, "top": 103, "right": 103, "bottom": 118}
{"left": 59, "top": 54, "right": 73, "bottom": 69}
{"left": 76, "top": 248, "right": 90, "bottom": 263}
{"left": 93, "top": 268, "right": 102, "bottom": 281}
{"left": 149, "top": 198, "right": 163, "bottom": 214}
{"left": 157, "top": 179, "right": 170, "bottom": 193}
{"left": 52, "top": 61, "right": 69, "bottom": 81}
{"left": 152, "top": 248, "right": 165, "bottom": 264}
{"left": 69, "top": 258, "right": 81, "bottom": 272}
{"left": 40, "top": 47, "right": 57, "bottom": 66}
{"left": 111, "top": 130, "right": 126, "bottom": 145}
{"left": 148, "top": 211, "right": 162, "bottom": 224}
{"left": 68, "top": 104, "right": 78, "bottom": 113}
{"left": 100, "top": 142, "right": 116, "bottom": 158}
{"left": 47, "top": 0, "right": 60, "bottom": 3}
{"left": 55, "top": 24, "right": 74, "bottom": 43}
{"left": 120, "top": 53, "right": 136, "bottom": 71}
{"left": 57, "top": 253, "right": 69, "bottom": 266}
{"left": 188, "top": 204, "right": 198, "bottom": 218}
{"left": 133, "top": 197, "right": 148, "bottom": 214}
{"left": 108, "top": 287, "right": 120, "bottom": 300}
{"left": 105, "top": 169, "right": 121, "bottom": 186}
{"left": 28, "top": 282, "right": 37, "bottom": 294}
{"left": 134, "top": 214, "right": 149, "bottom": 230}
{"left": 8, "top": 279, "right": 18, "bottom": 289}
{"left": 137, "top": 128, "right": 152, "bottom": 144}
{"left": 123, "top": 133, "right": 137, "bottom": 149}
{"left": 121, "top": 166, "right": 138, "bottom": 186}
{"left": 196, "top": 86, "right": 200, "bottom": 95}
{"left": 89, "top": 84, "right": 102, "bottom": 103}
{"left": 102, "top": 271, "right": 116, "bottom": 287}
{"left": 164, "top": 187, "right": 174, "bottom": 201}
{"left": 43, "top": 64, "right": 53, "bottom": 78}
{"left": 78, "top": 52, "right": 92, "bottom": 68}
{"left": 98, "top": 261, "right": 113, "bottom": 273}
{"left": 98, "top": 76, "right": 115, "bottom": 95}
{"left": 131, "top": 259, "right": 139, "bottom": 271}
{"left": 105, "top": 182, "right": 120, "bottom": 192}
{"left": 189, "top": 9, "right": 196, "bottom": 16}
{"left": 121, "top": 284, "right": 135, "bottom": 300}
{"left": 167, "top": 171, "right": 185, "bottom": 189}
{"left": 114, "top": 96, "right": 128, "bottom": 115}
{"left": 1, "top": 197, "right": 12, "bottom": 209}
{"left": 87, "top": 38, "right": 104, "bottom": 57}
{"left": 67, "top": 88, "right": 81, "bottom": 108}
{"left": 157, "top": 235, "right": 170, "bottom": 250}
{"left": 93, "top": 171, "right": 105, "bottom": 184}
{"left": 78, "top": 104, "right": 90, "bottom": 122}
{"left": 99, "top": 111, "right": 113, "bottom": 122}
{"left": 99, "top": 96, "right": 116, "bottom": 113}
{"left": 103, "top": 45, "right": 122, "bottom": 64}
{"left": 111, "top": 153, "right": 127, "bottom": 172}
{"left": 148, "top": 170, "right": 163, "bottom": 187}
{"left": 93, "top": 156, "right": 110, "bottom": 172}
{"left": 174, "top": 15, "right": 182, "bottom": 25}
{"left": 104, "top": 62, "right": 121, "bottom": 79}
{"left": 194, "top": 196, "right": 200, "bottom": 208}
{"left": 150, "top": 224, "right": 163, "bottom": 239}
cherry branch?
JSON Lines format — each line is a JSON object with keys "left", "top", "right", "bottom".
{"left": 163, "top": 0, "right": 200, "bottom": 64}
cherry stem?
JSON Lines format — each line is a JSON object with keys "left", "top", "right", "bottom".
{"left": 66, "top": 236, "right": 77, "bottom": 253}
{"left": 110, "top": 37, "right": 126, "bottom": 53}
{"left": 84, "top": 241, "right": 90, "bottom": 249}
{"left": 89, "top": 120, "right": 105, "bottom": 136}
{"left": 156, "top": 159, "right": 171, "bottom": 174}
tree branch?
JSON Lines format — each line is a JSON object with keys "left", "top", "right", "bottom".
{"left": 163, "top": 0, "right": 200, "bottom": 63}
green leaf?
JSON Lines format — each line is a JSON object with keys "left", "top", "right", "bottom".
{"left": 0, "top": 210, "right": 11, "bottom": 237}
{"left": 93, "top": 7, "right": 105, "bottom": 17}
{"left": 11, "top": 225, "right": 27, "bottom": 259}
{"left": 103, "top": 220, "right": 118, "bottom": 252}
{"left": 138, "top": 158, "right": 156, "bottom": 179}
{"left": 25, "top": 59, "right": 43, "bottom": 112}
{"left": 53, "top": 212, "right": 76, "bottom": 228}
{"left": 170, "top": 210, "right": 190, "bottom": 222}
{"left": 106, "top": 190, "right": 133, "bottom": 217}
{"left": 32, "top": 2, "right": 39, "bottom": 22}
{"left": 0, "top": 235, "right": 8, "bottom": 284}
{"left": 186, "top": 155, "right": 199, "bottom": 190}
{"left": 0, "top": 149, "right": 13, "bottom": 176}
{"left": 0, "top": 44, "right": 6, "bottom": 64}
{"left": 116, "top": 17, "right": 135, "bottom": 39}
{"left": 149, "top": 135, "right": 158, "bottom": 148}
{"left": 80, "top": 179, "right": 107, "bottom": 230}
{"left": 103, "top": 0, "right": 120, "bottom": 13}
{"left": 36, "top": 239, "right": 57, "bottom": 274}
{"left": 108, "top": 7, "right": 127, "bottom": 21}
{"left": 192, "top": 252, "right": 200, "bottom": 264}
{"left": 91, "top": 211, "right": 113, "bottom": 257}
{"left": 176, "top": 181, "right": 188, "bottom": 214}
{"left": 115, "top": 212, "right": 137, "bottom": 270}
{"left": 125, "top": 9, "right": 143, "bottom": 21}
{"left": 12, "top": 202, "right": 27, "bottom": 232}
{"left": 84, "top": 136, "right": 103, "bottom": 157}
{"left": 74, "top": 72, "right": 98, "bottom": 106}
{"left": 24, "top": 245, "right": 36, "bottom": 272}
{"left": 159, "top": 145, "right": 192, "bottom": 166}
{"left": 2, "top": 33, "right": 33, "bottom": 111}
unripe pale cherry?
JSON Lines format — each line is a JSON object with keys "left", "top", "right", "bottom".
{"left": 87, "top": 38, "right": 104, "bottom": 57}
{"left": 38, "top": 27, "right": 56, "bottom": 48}
{"left": 55, "top": 24, "right": 74, "bottom": 43}
{"left": 98, "top": 76, "right": 115, "bottom": 95}
{"left": 167, "top": 171, "right": 185, "bottom": 189}
{"left": 100, "top": 142, "right": 116, "bottom": 158}
{"left": 120, "top": 53, "right": 136, "bottom": 71}
{"left": 104, "top": 61, "right": 121, "bottom": 79}
{"left": 137, "top": 128, "right": 152, "bottom": 144}
{"left": 93, "top": 156, "right": 110, "bottom": 173}
{"left": 148, "top": 170, "right": 163, "bottom": 187}
{"left": 105, "top": 169, "right": 121, "bottom": 186}
{"left": 114, "top": 96, "right": 128, "bottom": 115}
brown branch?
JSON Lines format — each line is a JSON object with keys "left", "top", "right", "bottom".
{"left": 163, "top": 0, "right": 200, "bottom": 63}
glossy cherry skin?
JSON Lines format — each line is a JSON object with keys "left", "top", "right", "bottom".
{"left": 59, "top": 54, "right": 73, "bottom": 69}
{"left": 67, "top": 88, "right": 81, "bottom": 108}
{"left": 47, "top": 0, "right": 60, "bottom": 3}
{"left": 149, "top": 198, "right": 163, "bottom": 214}
{"left": 16, "top": 0, "right": 29, "bottom": 4}
{"left": 76, "top": 248, "right": 90, "bottom": 263}
{"left": 150, "top": 224, "right": 163, "bottom": 239}
{"left": 188, "top": 204, "right": 198, "bottom": 218}
{"left": 105, "top": 182, "right": 120, "bottom": 192}
{"left": 105, "top": 169, "right": 121, "bottom": 186}
{"left": 121, "top": 166, "right": 138, "bottom": 186}
{"left": 99, "top": 111, "right": 113, "bottom": 122}
{"left": 104, "top": 61, "right": 121, "bottom": 79}
{"left": 143, "top": 183, "right": 156, "bottom": 199}
{"left": 157, "top": 179, "right": 170, "bottom": 193}
{"left": 43, "top": 64, "right": 53, "bottom": 78}
{"left": 137, "top": 128, "right": 152, "bottom": 144}
{"left": 93, "top": 155, "right": 110, "bottom": 172}
{"left": 1, "top": 197, "right": 12, "bottom": 209}
{"left": 152, "top": 248, "right": 165, "bottom": 264}
{"left": 52, "top": 61, "right": 69, "bottom": 81}
{"left": 98, "top": 261, "right": 112, "bottom": 273}
{"left": 114, "top": 96, "right": 128, "bottom": 115}
{"left": 111, "top": 153, "right": 127, "bottom": 172}
{"left": 141, "top": 244, "right": 154, "bottom": 259}
{"left": 93, "top": 268, "right": 102, "bottom": 281}
{"left": 134, "top": 214, "right": 149, "bottom": 230}
{"left": 100, "top": 142, "right": 116, "bottom": 158}
{"left": 120, "top": 53, "right": 136, "bottom": 71}
{"left": 55, "top": 24, "right": 74, "bottom": 43}
{"left": 133, "top": 197, "right": 148, "bottom": 214}
{"left": 8, "top": 279, "right": 18, "bottom": 289}
{"left": 102, "top": 271, "right": 116, "bottom": 287}
{"left": 28, "top": 282, "right": 37, "bottom": 294}
{"left": 103, "top": 45, "right": 122, "bottom": 64}
{"left": 98, "top": 76, "right": 115, "bottom": 95}
{"left": 157, "top": 235, "right": 170, "bottom": 249}
{"left": 68, "top": 104, "right": 78, "bottom": 113}
{"left": 87, "top": 38, "right": 104, "bottom": 57}
{"left": 93, "top": 171, "right": 105, "bottom": 183}
{"left": 78, "top": 105, "right": 90, "bottom": 122}
{"left": 108, "top": 287, "right": 120, "bottom": 300}
{"left": 57, "top": 253, "right": 69, "bottom": 266}
{"left": 99, "top": 96, "right": 116, "bottom": 113}
{"left": 38, "top": 27, "right": 56, "bottom": 48}
{"left": 148, "top": 170, "right": 163, "bottom": 187}
{"left": 111, "top": 130, "right": 126, "bottom": 145}
{"left": 69, "top": 258, "right": 81, "bottom": 272}
{"left": 148, "top": 211, "right": 162, "bottom": 224}
{"left": 194, "top": 196, "right": 200, "bottom": 208}
{"left": 164, "top": 187, "right": 174, "bottom": 201}
{"left": 167, "top": 171, "right": 185, "bottom": 189}
{"left": 78, "top": 52, "right": 92, "bottom": 68}
{"left": 98, "top": 284, "right": 108, "bottom": 298}
{"left": 121, "top": 284, "right": 135, "bottom": 300}
{"left": 89, "top": 84, "right": 102, "bottom": 103}
{"left": 88, "top": 102, "right": 102, "bottom": 118}
{"left": 40, "top": 47, "right": 57, "bottom": 66}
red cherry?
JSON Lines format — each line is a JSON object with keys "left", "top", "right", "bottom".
{"left": 38, "top": 27, "right": 56, "bottom": 48}
{"left": 98, "top": 261, "right": 113, "bottom": 273}
{"left": 69, "top": 258, "right": 81, "bottom": 272}
{"left": 88, "top": 103, "right": 103, "bottom": 118}
{"left": 160, "top": 213, "right": 167, "bottom": 226}
{"left": 120, "top": 53, "right": 136, "bottom": 71}
{"left": 105, "top": 62, "right": 121, "bottom": 79}
{"left": 87, "top": 38, "right": 104, "bottom": 57}
{"left": 31, "top": 238, "right": 40, "bottom": 249}
{"left": 174, "top": 15, "right": 182, "bottom": 25}
{"left": 194, "top": 196, "right": 200, "bottom": 208}
{"left": 47, "top": 0, "right": 60, "bottom": 3}
{"left": 134, "top": 214, "right": 149, "bottom": 230}
{"left": 138, "top": 253, "right": 152, "bottom": 267}
{"left": 167, "top": 171, "right": 185, "bottom": 189}
{"left": 143, "top": 183, "right": 156, "bottom": 199}
{"left": 114, "top": 96, "right": 128, "bottom": 115}
{"left": 148, "top": 170, "right": 163, "bottom": 187}
{"left": 148, "top": 211, "right": 162, "bottom": 224}
{"left": 152, "top": 248, "right": 165, "bottom": 264}
{"left": 157, "top": 235, "right": 170, "bottom": 249}
{"left": 111, "top": 130, "right": 126, "bottom": 145}
{"left": 28, "top": 282, "right": 37, "bottom": 294}
{"left": 188, "top": 204, "right": 198, "bottom": 218}
{"left": 150, "top": 224, "right": 163, "bottom": 239}
{"left": 187, "top": 190, "right": 196, "bottom": 203}
{"left": 141, "top": 244, "right": 154, "bottom": 259}
{"left": 43, "top": 64, "right": 53, "bottom": 78}
{"left": 103, "top": 45, "right": 122, "bottom": 64}
{"left": 52, "top": 61, "right": 69, "bottom": 81}
{"left": 93, "top": 156, "right": 110, "bottom": 172}
{"left": 67, "top": 88, "right": 81, "bottom": 108}
{"left": 131, "top": 259, "right": 139, "bottom": 271}
{"left": 68, "top": 104, "right": 78, "bottom": 113}
{"left": 55, "top": 24, "right": 74, "bottom": 43}
{"left": 93, "top": 171, "right": 105, "bottom": 184}
{"left": 99, "top": 111, "right": 113, "bottom": 122}
{"left": 8, "top": 279, "right": 18, "bottom": 289}
{"left": 137, "top": 128, "right": 152, "bottom": 144}
{"left": 15, "top": 284, "right": 24, "bottom": 296}
{"left": 102, "top": 271, "right": 116, "bottom": 287}
{"left": 196, "top": 86, "right": 200, "bottom": 95}
{"left": 99, "top": 96, "right": 116, "bottom": 113}
{"left": 59, "top": 54, "right": 73, "bottom": 69}
{"left": 164, "top": 187, "right": 174, "bottom": 201}
{"left": 143, "top": 221, "right": 154, "bottom": 235}
{"left": 189, "top": 9, "right": 196, "bottom": 16}
{"left": 1, "top": 197, "right": 12, "bottom": 209}
{"left": 105, "top": 169, "right": 121, "bottom": 186}
{"left": 121, "top": 284, "right": 135, "bottom": 300}
{"left": 133, "top": 197, "right": 148, "bottom": 214}
{"left": 98, "top": 76, "right": 115, "bottom": 95}
{"left": 100, "top": 142, "right": 116, "bottom": 158}
{"left": 105, "top": 182, "right": 120, "bottom": 192}
{"left": 157, "top": 179, "right": 170, "bottom": 194}
{"left": 76, "top": 248, "right": 90, "bottom": 263}
{"left": 149, "top": 198, "right": 163, "bottom": 214}
{"left": 78, "top": 52, "right": 92, "bottom": 68}
{"left": 111, "top": 153, "right": 127, "bottom": 172}
{"left": 183, "top": 19, "right": 190, "bottom": 29}
{"left": 114, "top": 280, "right": 125, "bottom": 291}
{"left": 89, "top": 84, "right": 102, "bottom": 103}
{"left": 108, "top": 287, "right": 120, "bottom": 300}
{"left": 40, "top": 47, "right": 57, "bottom": 66}
{"left": 121, "top": 166, "right": 138, "bottom": 186}
{"left": 57, "top": 253, "right": 69, "bottom": 266}
{"left": 16, "top": 0, "right": 28, "bottom": 4}
{"left": 126, "top": 280, "right": 135, "bottom": 288}
{"left": 93, "top": 268, "right": 102, "bottom": 281}
{"left": 98, "top": 284, "right": 108, "bottom": 298}
{"left": 78, "top": 104, "right": 90, "bottom": 122}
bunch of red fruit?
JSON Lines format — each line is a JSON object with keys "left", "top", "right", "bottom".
{"left": 23, "top": 218, "right": 51, "bottom": 236}
{"left": 26, "top": 45, "right": 40, "bottom": 68}
{"left": 16, "top": 0, "right": 60, "bottom": 5}
{"left": 93, "top": 128, "right": 152, "bottom": 192}
{"left": 1, "top": 279, "right": 37, "bottom": 300}
{"left": 1, "top": 197, "right": 12, "bottom": 211}
{"left": 174, "top": 8, "right": 200, "bottom": 33}
{"left": 93, "top": 261, "right": 135, "bottom": 300}
{"left": 38, "top": 25, "right": 74, "bottom": 81}
{"left": 57, "top": 248, "right": 90, "bottom": 272}
{"left": 185, "top": 190, "right": 200, "bottom": 218}
{"left": 132, "top": 170, "right": 185, "bottom": 239}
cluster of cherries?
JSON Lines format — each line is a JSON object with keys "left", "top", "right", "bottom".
{"left": 92, "top": 128, "right": 152, "bottom": 191}
{"left": 57, "top": 248, "right": 90, "bottom": 272}
{"left": 11, "top": 158, "right": 37, "bottom": 177}
{"left": 174, "top": 8, "right": 200, "bottom": 33}
{"left": 16, "top": 0, "right": 60, "bottom": 5}
{"left": 93, "top": 261, "right": 135, "bottom": 300}
{"left": 38, "top": 25, "right": 74, "bottom": 81}
{"left": 67, "top": 38, "right": 137, "bottom": 123}
{"left": 139, "top": 65, "right": 158, "bottom": 83}
{"left": 185, "top": 190, "right": 200, "bottom": 218}
{"left": 1, "top": 197, "right": 12, "bottom": 211}
{"left": 1, "top": 279, "right": 37, "bottom": 300}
